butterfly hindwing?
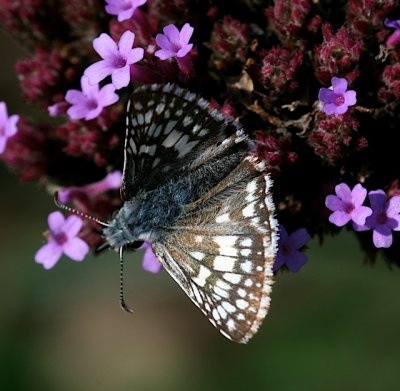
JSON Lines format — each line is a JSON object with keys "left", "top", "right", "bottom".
{"left": 152, "top": 156, "right": 278, "bottom": 343}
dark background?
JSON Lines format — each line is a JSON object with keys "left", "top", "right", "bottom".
{"left": 1, "top": 30, "right": 400, "bottom": 391}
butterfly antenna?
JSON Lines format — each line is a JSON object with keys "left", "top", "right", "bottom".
{"left": 119, "top": 246, "right": 134, "bottom": 314}
{"left": 53, "top": 191, "right": 111, "bottom": 227}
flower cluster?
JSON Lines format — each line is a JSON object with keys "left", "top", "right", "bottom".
{"left": 0, "top": 0, "right": 400, "bottom": 271}
{"left": 326, "top": 183, "right": 400, "bottom": 249}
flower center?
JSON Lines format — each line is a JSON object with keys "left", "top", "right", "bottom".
{"left": 113, "top": 55, "right": 127, "bottom": 68}
{"left": 333, "top": 93, "right": 345, "bottom": 106}
{"left": 344, "top": 202, "right": 354, "bottom": 214}
{"left": 86, "top": 99, "right": 98, "bottom": 111}
{"left": 377, "top": 211, "right": 388, "bottom": 225}
{"left": 281, "top": 243, "right": 292, "bottom": 257}
{"left": 52, "top": 231, "right": 68, "bottom": 245}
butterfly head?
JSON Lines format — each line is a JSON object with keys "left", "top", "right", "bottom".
{"left": 102, "top": 199, "right": 160, "bottom": 251}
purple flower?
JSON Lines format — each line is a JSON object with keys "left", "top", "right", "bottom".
{"left": 48, "top": 102, "right": 68, "bottom": 117}
{"left": 35, "top": 211, "right": 90, "bottom": 270}
{"left": 354, "top": 190, "right": 400, "bottom": 248}
{"left": 325, "top": 183, "right": 372, "bottom": 227}
{"left": 141, "top": 242, "right": 162, "bottom": 273}
{"left": 105, "top": 0, "right": 147, "bottom": 22}
{"left": 84, "top": 31, "right": 144, "bottom": 89}
{"left": 58, "top": 170, "right": 122, "bottom": 203}
{"left": 273, "top": 226, "right": 311, "bottom": 272}
{"left": 318, "top": 77, "right": 357, "bottom": 115}
{"left": 0, "top": 101, "right": 19, "bottom": 154}
{"left": 384, "top": 18, "right": 400, "bottom": 46}
{"left": 155, "top": 23, "right": 194, "bottom": 60}
{"left": 65, "top": 76, "right": 119, "bottom": 120}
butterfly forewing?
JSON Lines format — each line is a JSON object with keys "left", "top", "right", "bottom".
{"left": 122, "top": 84, "right": 238, "bottom": 200}
{"left": 152, "top": 157, "right": 278, "bottom": 343}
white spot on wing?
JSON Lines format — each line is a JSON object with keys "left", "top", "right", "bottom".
{"left": 240, "top": 260, "right": 252, "bottom": 273}
{"left": 190, "top": 251, "right": 205, "bottom": 261}
{"left": 162, "top": 129, "right": 182, "bottom": 147}
{"left": 222, "top": 302, "right": 236, "bottom": 313}
{"left": 163, "top": 120, "right": 178, "bottom": 136}
{"left": 192, "top": 265, "right": 211, "bottom": 287}
{"left": 223, "top": 273, "right": 241, "bottom": 284}
{"left": 214, "top": 256, "right": 235, "bottom": 272}
{"left": 216, "top": 213, "right": 230, "bottom": 223}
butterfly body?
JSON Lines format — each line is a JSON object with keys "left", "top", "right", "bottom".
{"left": 104, "top": 84, "right": 278, "bottom": 343}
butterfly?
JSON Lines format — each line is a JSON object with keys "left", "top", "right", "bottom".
{"left": 101, "top": 83, "right": 278, "bottom": 343}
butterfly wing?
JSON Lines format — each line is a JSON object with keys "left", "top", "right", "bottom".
{"left": 121, "top": 83, "right": 241, "bottom": 200}
{"left": 152, "top": 156, "right": 278, "bottom": 343}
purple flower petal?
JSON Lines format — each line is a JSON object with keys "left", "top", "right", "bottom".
{"left": 335, "top": 183, "right": 351, "bottom": 201}
{"left": 272, "top": 253, "right": 286, "bottom": 271}
{"left": 351, "top": 205, "right": 372, "bottom": 226}
{"left": 322, "top": 103, "right": 338, "bottom": 115}
{"left": 65, "top": 90, "right": 84, "bottom": 105}
{"left": 80, "top": 75, "right": 99, "bottom": 96}
{"left": 286, "top": 251, "right": 308, "bottom": 272}
{"left": 334, "top": 104, "right": 349, "bottom": 115}
{"left": 127, "top": 47, "right": 144, "bottom": 64}
{"left": 63, "top": 237, "right": 90, "bottom": 261}
{"left": 141, "top": 242, "right": 162, "bottom": 273}
{"left": 289, "top": 228, "right": 311, "bottom": 249}
{"left": 154, "top": 48, "right": 173, "bottom": 60}
{"left": 98, "top": 84, "right": 119, "bottom": 106}
{"left": 329, "top": 210, "right": 352, "bottom": 227}
{"left": 84, "top": 61, "right": 114, "bottom": 85}
{"left": 105, "top": 0, "right": 147, "bottom": 21}
{"left": 35, "top": 241, "right": 63, "bottom": 269}
{"left": 0, "top": 102, "right": 7, "bottom": 123}
{"left": 67, "top": 104, "right": 91, "bottom": 120}
{"left": 368, "top": 190, "right": 386, "bottom": 211}
{"left": 118, "top": 31, "right": 135, "bottom": 57}
{"left": 353, "top": 222, "right": 370, "bottom": 231}
{"left": 180, "top": 23, "right": 194, "bottom": 45}
{"left": 372, "top": 229, "right": 393, "bottom": 248}
{"left": 93, "top": 33, "right": 119, "bottom": 59}
{"left": 63, "top": 215, "right": 83, "bottom": 237}
{"left": 177, "top": 44, "right": 193, "bottom": 58}
{"left": 318, "top": 88, "right": 334, "bottom": 103}
{"left": 6, "top": 115, "right": 19, "bottom": 137}
{"left": 331, "top": 77, "right": 348, "bottom": 94}
{"left": 111, "top": 66, "right": 131, "bottom": 89}
{"left": 163, "top": 24, "right": 181, "bottom": 47}
{"left": 344, "top": 90, "right": 357, "bottom": 106}
{"left": 386, "top": 195, "right": 400, "bottom": 216}
{"left": 325, "top": 195, "right": 344, "bottom": 211}
{"left": 0, "top": 101, "right": 20, "bottom": 153}
{"left": 384, "top": 18, "right": 400, "bottom": 29}
{"left": 48, "top": 211, "right": 65, "bottom": 233}
{"left": 351, "top": 183, "right": 367, "bottom": 206}
{"left": 155, "top": 34, "right": 174, "bottom": 52}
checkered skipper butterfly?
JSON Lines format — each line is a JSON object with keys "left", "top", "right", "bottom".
{"left": 69, "top": 83, "right": 278, "bottom": 343}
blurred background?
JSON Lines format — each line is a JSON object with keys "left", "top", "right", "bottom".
{"left": 1, "top": 30, "right": 400, "bottom": 391}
